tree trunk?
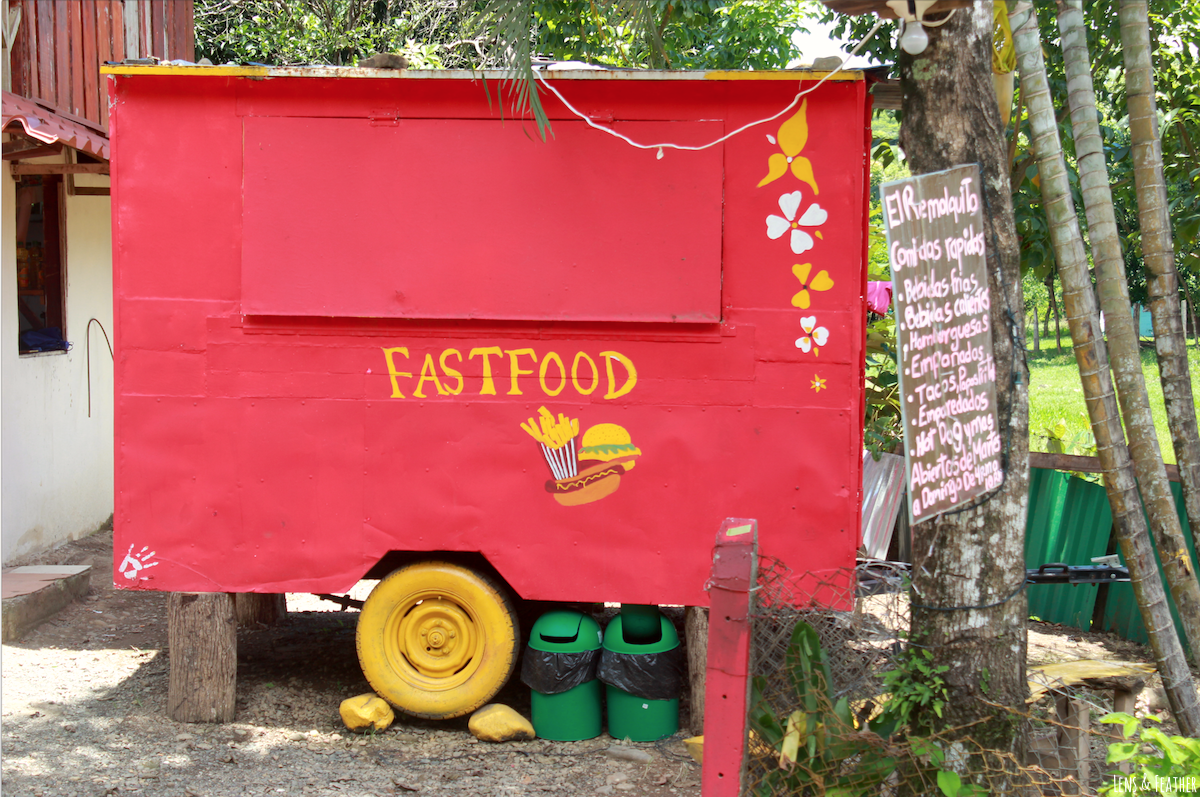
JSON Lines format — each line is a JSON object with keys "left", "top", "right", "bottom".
{"left": 168, "top": 592, "right": 237, "bottom": 723}
{"left": 1044, "top": 274, "right": 1063, "bottom": 352}
{"left": 1051, "top": 276, "right": 1063, "bottom": 351}
{"left": 234, "top": 593, "right": 287, "bottom": 627}
{"left": 897, "top": 2, "right": 1029, "bottom": 779}
{"left": 1181, "top": 281, "right": 1199, "bottom": 345}
{"left": 1120, "top": 0, "right": 1200, "bottom": 553}
{"left": 684, "top": 605, "right": 708, "bottom": 735}
{"left": 1057, "top": 0, "right": 1200, "bottom": 664}
{"left": 1032, "top": 302, "right": 1041, "bottom": 352}
{"left": 1012, "top": 4, "right": 1200, "bottom": 734}
{"left": 1188, "top": 290, "right": 1199, "bottom": 345}
{"left": 1043, "top": 275, "right": 1053, "bottom": 339}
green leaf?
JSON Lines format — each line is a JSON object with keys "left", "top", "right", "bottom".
{"left": 1099, "top": 711, "right": 1138, "bottom": 736}
{"left": 1105, "top": 742, "right": 1139, "bottom": 763}
{"left": 1178, "top": 737, "right": 1200, "bottom": 757}
{"left": 1176, "top": 216, "right": 1200, "bottom": 247}
{"left": 832, "top": 696, "right": 854, "bottom": 730}
{"left": 1143, "top": 727, "right": 1185, "bottom": 764}
{"left": 937, "top": 769, "right": 962, "bottom": 797}
{"left": 911, "top": 738, "right": 945, "bottom": 767}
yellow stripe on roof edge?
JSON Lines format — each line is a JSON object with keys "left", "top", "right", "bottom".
{"left": 101, "top": 65, "right": 270, "bottom": 77}
{"left": 704, "top": 70, "right": 861, "bottom": 81}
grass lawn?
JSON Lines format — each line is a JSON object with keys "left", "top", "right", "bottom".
{"left": 1027, "top": 340, "right": 1200, "bottom": 464}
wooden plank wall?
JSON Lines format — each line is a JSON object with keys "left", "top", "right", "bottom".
{"left": 8, "top": 0, "right": 194, "bottom": 130}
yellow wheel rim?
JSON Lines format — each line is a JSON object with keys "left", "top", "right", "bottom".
{"left": 357, "top": 562, "right": 518, "bottom": 719}
{"left": 392, "top": 597, "right": 477, "bottom": 683}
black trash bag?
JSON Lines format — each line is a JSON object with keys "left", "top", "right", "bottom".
{"left": 520, "top": 647, "right": 601, "bottom": 695}
{"left": 597, "top": 646, "right": 685, "bottom": 701}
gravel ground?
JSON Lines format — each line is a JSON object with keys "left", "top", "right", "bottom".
{"left": 3, "top": 528, "right": 1179, "bottom": 797}
{"left": 2, "top": 530, "right": 703, "bottom": 797}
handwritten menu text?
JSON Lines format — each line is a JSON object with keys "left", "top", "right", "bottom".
{"left": 882, "top": 165, "right": 1002, "bottom": 523}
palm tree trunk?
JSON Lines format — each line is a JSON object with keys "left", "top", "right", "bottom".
{"left": 1057, "top": 0, "right": 1200, "bottom": 658}
{"left": 1120, "top": 0, "right": 1200, "bottom": 545}
{"left": 898, "top": 2, "right": 1029, "bottom": 778}
{"left": 1011, "top": 2, "right": 1200, "bottom": 735}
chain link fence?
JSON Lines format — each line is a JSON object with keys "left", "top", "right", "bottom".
{"left": 741, "top": 557, "right": 1143, "bottom": 796}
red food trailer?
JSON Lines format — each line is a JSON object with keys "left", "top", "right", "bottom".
{"left": 106, "top": 64, "right": 872, "bottom": 719}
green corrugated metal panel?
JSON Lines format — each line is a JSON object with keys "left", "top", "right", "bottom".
{"left": 1100, "top": 480, "right": 1198, "bottom": 648}
{"left": 1024, "top": 469, "right": 1112, "bottom": 629}
{"left": 1025, "top": 468, "right": 1069, "bottom": 564}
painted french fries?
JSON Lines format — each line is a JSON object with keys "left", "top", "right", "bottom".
{"left": 520, "top": 407, "right": 580, "bottom": 481}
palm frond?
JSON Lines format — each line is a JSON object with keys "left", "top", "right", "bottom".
{"left": 469, "top": 0, "right": 551, "bottom": 138}
{"left": 470, "top": 0, "right": 676, "bottom": 138}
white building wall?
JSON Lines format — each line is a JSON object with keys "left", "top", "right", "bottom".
{"left": 2, "top": 165, "right": 115, "bottom": 563}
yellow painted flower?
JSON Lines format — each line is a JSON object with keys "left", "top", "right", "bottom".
{"left": 811, "top": 375, "right": 827, "bottom": 392}
{"left": 758, "top": 100, "right": 819, "bottom": 195}
{"left": 791, "top": 263, "right": 834, "bottom": 309}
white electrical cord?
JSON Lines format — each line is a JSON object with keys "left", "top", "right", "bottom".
{"left": 532, "top": 17, "right": 886, "bottom": 156}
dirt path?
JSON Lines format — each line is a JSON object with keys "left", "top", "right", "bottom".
{"left": 2, "top": 531, "right": 702, "bottom": 797}
{"left": 2, "top": 528, "right": 1176, "bottom": 797}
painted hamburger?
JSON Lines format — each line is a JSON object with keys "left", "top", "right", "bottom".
{"left": 548, "top": 423, "right": 641, "bottom": 506}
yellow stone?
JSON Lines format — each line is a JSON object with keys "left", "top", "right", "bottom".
{"left": 468, "top": 704, "right": 535, "bottom": 742}
{"left": 339, "top": 693, "right": 394, "bottom": 734}
{"left": 683, "top": 735, "right": 704, "bottom": 764}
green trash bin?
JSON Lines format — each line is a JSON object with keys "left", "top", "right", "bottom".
{"left": 599, "top": 610, "right": 683, "bottom": 741}
{"left": 521, "top": 610, "right": 604, "bottom": 741}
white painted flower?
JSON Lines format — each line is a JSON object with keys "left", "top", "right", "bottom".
{"left": 795, "top": 315, "right": 829, "bottom": 355}
{"left": 766, "top": 191, "right": 828, "bottom": 255}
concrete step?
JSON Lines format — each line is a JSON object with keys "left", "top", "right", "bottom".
{"left": 2, "top": 565, "right": 92, "bottom": 642}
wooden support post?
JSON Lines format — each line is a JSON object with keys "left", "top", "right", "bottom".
{"left": 1028, "top": 663, "right": 1152, "bottom": 781}
{"left": 684, "top": 606, "right": 709, "bottom": 735}
{"left": 234, "top": 593, "right": 287, "bottom": 627}
{"left": 1112, "top": 684, "right": 1141, "bottom": 775}
{"left": 168, "top": 592, "right": 237, "bottom": 723}
{"left": 701, "top": 518, "right": 757, "bottom": 797}
{"left": 1111, "top": 686, "right": 1137, "bottom": 715}
{"left": 1054, "top": 694, "right": 1090, "bottom": 794}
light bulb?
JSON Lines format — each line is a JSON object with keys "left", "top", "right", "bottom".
{"left": 900, "top": 19, "right": 929, "bottom": 55}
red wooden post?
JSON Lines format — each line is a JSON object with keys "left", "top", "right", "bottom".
{"left": 701, "top": 518, "right": 757, "bottom": 797}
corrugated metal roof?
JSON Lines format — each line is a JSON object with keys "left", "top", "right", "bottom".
{"left": 1024, "top": 467, "right": 1199, "bottom": 651}
{"left": 1024, "top": 469, "right": 1112, "bottom": 630}
{"left": 100, "top": 64, "right": 867, "bottom": 82}
{"left": 1100, "top": 480, "right": 1198, "bottom": 650}
{"left": 861, "top": 451, "right": 905, "bottom": 558}
{"left": 2, "top": 91, "right": 110, "bottom": 161}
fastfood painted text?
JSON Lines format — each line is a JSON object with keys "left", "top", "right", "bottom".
{"left": 381, "top": 347, "right": 638, "bottom": 400}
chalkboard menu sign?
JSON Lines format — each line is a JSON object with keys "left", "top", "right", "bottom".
{"left": 881, "top": 164, "right": 1002, "bottom": 523}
